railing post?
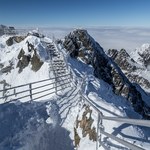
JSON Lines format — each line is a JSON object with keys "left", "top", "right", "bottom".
{"left": 96, "top": 112, "right": 104, "bottom": 149}
{"left": 96, "top": 112, "right": 100, "bottom": 150}
{"left": 29, "top": 83, "right": 32, "bottom": 101}
{"left": 3, "top": 84, "right": 8, "bottom": 102}
{"left": 55, "top": 75, "right": 57, "bottom": 94}
{"left": 14, "top": 88, "right": 17, "bottom": 97}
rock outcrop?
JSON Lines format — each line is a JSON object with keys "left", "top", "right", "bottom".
{"left": 6, "top": 36, "right": 26, "bottom": 46}
{"left": 74, "top": 105, "right": 97, "bottom": 147}
{"left": 108, "top": 49, "right": 150, "bottom": 90}
{"left": 17, "top": 42, "right": 43, "bottom": 73}
{"left": 63, "top": 29, "right": 150, "bottom": 119}
{"left": 136, "top": 44, "right": 150, "bottom": 68}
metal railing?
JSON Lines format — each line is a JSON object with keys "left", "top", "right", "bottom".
{"left": 54, "top": 42, "right": 150, "bottom": 149}
{"left": 77, "top": 79, "right": 150, "bottom": 150}
{"left": 56, "top": 42, "right": 150, "bottom": 149}
{"left": 0, "top": 74, "right": 71, "bottom": 103}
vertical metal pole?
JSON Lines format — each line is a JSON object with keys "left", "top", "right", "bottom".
{"left": 14, "top": 88, "right": 17, "bottom": 97}
{"left": 55, "top": 75, "right": 57, "bottom": 94}
{"left": 3, "top": 84, "right": 5, "bottom": 97}
{"left": 29, "top": 83, "right": 32, "bottom": 101}
{"left": 96, "top": 112, "right": 100, "bottom": 150}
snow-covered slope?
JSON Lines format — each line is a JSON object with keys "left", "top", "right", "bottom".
{"left": 0, "top": 35, "right": 50, "bottom": 90}
{"left": 0, "top": 30, "right": 150, "bottom": 150}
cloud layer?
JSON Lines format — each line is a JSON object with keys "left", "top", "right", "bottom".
{"left": 38, "top": 27, "right": 150, "bottom": 53}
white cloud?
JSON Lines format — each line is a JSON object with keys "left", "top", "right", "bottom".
{"left": 35, "top": 27, "right": 150, "bottom": 53}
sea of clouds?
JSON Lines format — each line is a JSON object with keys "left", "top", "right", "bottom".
{"left": 18, "top": 27, "right": 150, "bottom": 53}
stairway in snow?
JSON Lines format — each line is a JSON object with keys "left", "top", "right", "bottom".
{"left": 46, "top": 41, "right": 71, "bottom": 91}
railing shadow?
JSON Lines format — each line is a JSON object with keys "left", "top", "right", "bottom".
{"left": 58, "top": 88, "right": 80, "bottom": 126}
{"left": 0, "top": 100, "right": 74, "bottom": 150}
{"left": 111, "top": 124, "right": 150, "bottom": 143}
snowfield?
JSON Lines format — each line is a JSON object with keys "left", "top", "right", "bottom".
{"left": 0, "top": 33, "right": 150, "bottom": 150}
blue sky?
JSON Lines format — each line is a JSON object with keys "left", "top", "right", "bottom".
{"left": 1, "top": 0, "right": 150, "bottom": 27}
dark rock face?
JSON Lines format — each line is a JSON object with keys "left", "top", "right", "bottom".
{"left": 17, "top": 43, "right": 43, "bottom": 73}
{"left": 6, "top": 36, "right": 26, "bottom": 46}
{"left": 108, "top": 49, "right": 150, "bottom": 90}
{"left": 64, "top": 29, "right": 96, "bottom": 64}
{"left": 63, "top": 29, "right": 150, "bottom": 119}
{"left": 17, "top": 49, "right": 31, "bottom": 73}
{"left": 108, "top": 49, "right": 137, "bottom": 71}
{"left": 31, "top": 53, "right": 44, "bottom": 72}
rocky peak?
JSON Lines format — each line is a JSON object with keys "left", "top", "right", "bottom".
{"left": 63, "top": 29, "right": 150, "bottom": 119}
{"left": 131, "top": 44, "right": 150, "bottom": 69}
{"left": 108, "top": 49, "right": 150, "bottom": 91}
{"left": 64, "top": 29, "right": 105, "bottom": 64}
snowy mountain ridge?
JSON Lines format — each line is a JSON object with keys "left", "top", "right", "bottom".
{"left": 130, "top": 43, "right": 150, "bottom": 69}
{"left": 0, "top": 29, "right": 150, "bottom": 150}
{"left": 63, "top": 29, "right": 150, "bottom": 118}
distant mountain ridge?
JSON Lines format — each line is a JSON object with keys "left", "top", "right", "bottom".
{"left": 0, "top": 24, "right": 16, "bottom": 36}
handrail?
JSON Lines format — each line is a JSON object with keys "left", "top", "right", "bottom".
{"left": 81, "top": 94, "right": 150, "bottom": 128}
{"left": 0, "top": 73, "right": 70, "bottom": 92}
{"left": 0, "top": 88, "right": 30, "bottom": 99}
{"left": 54, "top": 42, "right": 150, "bottom": 150}
{"left": 0, "top": 73, "right": 71, "bottom": 103}
{"left": 101, "top": 116, "right": 150, "bottom": 128}
{"left": 100, "top": 130, "right": 144, "bottom": 150}
{"left": 74, "top": 78, "right": 150, "bottom": 150}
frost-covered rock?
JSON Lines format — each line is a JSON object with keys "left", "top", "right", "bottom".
{"left": 108, "top": 49, "right": 150, "bottom": 90}
{"left": 130, "top": 43, "right": 150, "bottom": 69}
{"left": 63, "top": 29, "right": 150, "bottom": 118}
{"left": 6, "top": 36, "right": 26, "bottom": 46}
